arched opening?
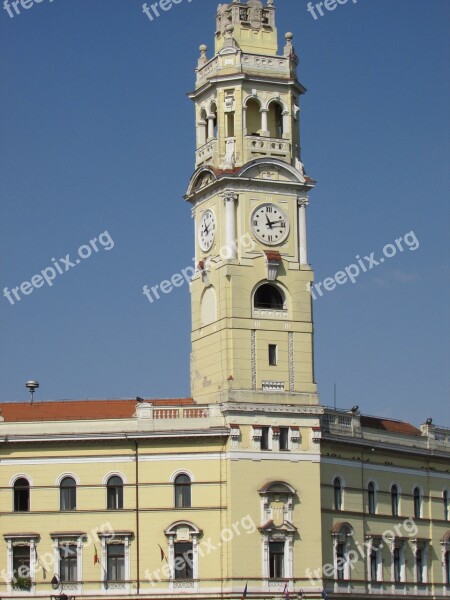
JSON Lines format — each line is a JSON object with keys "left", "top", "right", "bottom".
{"left": 368, "top": 481, "right": 376, "bottom": 514}
{"left": 391, "top": 484, "right": 400, "bottom": 517}
{"left": 198, "top": 109, "right": 207, "bottom": 146}
{"left": 13, "top": 478, "right": 30, "bottom": 512}
{"left": 209, "top": 103, "right": 218, "bottom": 139}
{"left": 333, "top": 477, "right": 343, "bottom": 511}
{"left": 174, "top": 474, "right": 191, "bottom": 508}
{"left": 254, "top": 284, "right": 284, "bottom": 310}
{"left": 267, "top": 101, "right": 284, "bottom": 138}
{"left": 246, "top": 98, "right": 261, "bottom": 136}
{"left": 60, "top": 477, "right": 76, "bottom": 511}
{"left": 413, "top": 487, "right": 422, "bottom": 519}
{"left": 107, "top": 475, "right": 124, "bottom": 510}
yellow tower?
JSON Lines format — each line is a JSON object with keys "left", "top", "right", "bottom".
{"left": 186, "top": 0, "right": 318, "bottom": 406}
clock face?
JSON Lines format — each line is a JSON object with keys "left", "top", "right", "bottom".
{"left": 251, "top": 203, "right": 289, "bottom": 245}
{"left": 198, "top": 209, "right": 216, "bottom": 252}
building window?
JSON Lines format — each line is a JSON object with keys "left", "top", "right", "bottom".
{"left": 333, "top": 477, "right": 343, "bottom": 511}
{"left": 336, "top": 543, "right": 345, "bottom": 580}
{"left": 59, "top": 544, "right": 77, "bottom": 582}
{"left": 267, "top": 101, "right": 284, "bottom": 138}
{"left": 165, "top": 521, "right": 201, "bottom": 586}
{"left": 370, "top": 550, "right": 378, "bottom": 581}
{"left": 368, "top": 482, "right": 376, "bottom": 514}
{"left": 245, "top": 98, "right": 261, "bottom": 136}
{"left": 107, "top": 544, "right": 125, "bottom": 582}
{"left": 60, "top": 477, "right": 76, "bottom": 511}
{"left": 269, "top": 542, "right": 284, "bottom": 579}
{"left": 268, "top": 344, "right": 277, "bottom": 366}
{"left": 254, "top": 284, "right": 284, "bottom": 310}
{"left": 279, "top": 427, "right": 289, "bottom": 451}
{"left": 261, "top": 427, "right": 270, "bottom": 450}
{"left": 393, "top": 547, "right": 401, "bottom": 583}
{"left": 445, "top": 551, "right": 450, "bottom": 585}
{"left": 416, "top": 549, "right": 423, "bottom": 583}
{"left": 443, "top": 490, "right": 449, "bottom": 521}
{"left": 174, "top": 474, "right": 191, "bottom": 508}
{"left": 391, "top": 485, "right": 399, "bottom": 517}
{"left": 174, "top": 542, "right": 193, "bottom": 580}
{"left": 12, "top": 545, "right": 30, "bottom": 580}
{"left": 413, "top": 487, "right": 422, "bottom": 519}
{"left": 107, "top": 476, "right": 123, "bottom": 510}
{"left": 13, "top": 478, "right": 30, "bottom": 512}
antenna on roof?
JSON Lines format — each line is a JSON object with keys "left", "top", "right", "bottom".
{"left": 26, "top": 381, "right": 39, "bottom": 403}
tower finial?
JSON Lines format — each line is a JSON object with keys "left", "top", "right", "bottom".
{"left": 198, "top": 44, "right": 208, "bottom": 68}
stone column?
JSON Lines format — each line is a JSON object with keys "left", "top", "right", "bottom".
{"left": 298, "top": 196, "right": 309, "bottom": 265}
{"left": 223, "top": 191, "right": 238, "bottom": 259}
{"left": 207, "top": 115, "right": 215, "bottom": 140}
{"left": 260, "top": 109, "right": 269, "bottom": 136}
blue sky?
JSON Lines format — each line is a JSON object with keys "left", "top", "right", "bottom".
{"left": 0, "top": 0, "right": 449, "bottom": 426}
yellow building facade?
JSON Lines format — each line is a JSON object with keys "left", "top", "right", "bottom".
{"left": 1, "top": 2, "right": 449, "bottom": 600}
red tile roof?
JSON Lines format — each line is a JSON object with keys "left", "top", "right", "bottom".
{"left": 0, "top": 398, "right": 194, "bottom": 422}
{"left": 360, "top": 415, "right": 421, "bottom": 436}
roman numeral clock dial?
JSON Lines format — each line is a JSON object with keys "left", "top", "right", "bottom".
{"left": 251, "top": 203, "right": 290, "bottom": 245}
{"left": 198, "top": 209, "right": 216, "bottom": 252}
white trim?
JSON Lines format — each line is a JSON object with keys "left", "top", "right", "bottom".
{"left": 102, "top": 472, "right": 127, "bottom": 485}
{"left": 169, "top": 469, "right": 195, "bottom": 483}
{"left": 9, "top": 473, "right": 33, "bottom": 486}
{"left": 56, "top": 472, "right": 80, "bottom": 486}
{"left": 322, "top": 456, "right": 450, "bottom": 479}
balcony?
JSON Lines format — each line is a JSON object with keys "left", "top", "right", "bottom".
{"left": 246, "top": 136, "right": 291, "bottom": 162}
{"left": 195, "top": 139, "right": 218, "bottom": 168}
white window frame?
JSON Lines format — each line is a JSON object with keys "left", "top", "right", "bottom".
{"left": 51, "top": 533, "right": 84, "bottom": 592}
{"left": 412, "top": 539, "right": 428, "bottom": 585}
{"left": 3, "top": 534, "right": 38, "bottom": 594}
{"left": 389, "top": 539, "right": 406, "bottom": 584}
{"left": 261, "top": 534, "right": 294, "bottom": 582}
{"left": 164, "top": 521, "right": 201, "bottom": 592}
{"left": 98, "top": 531, "right": 132, "bottom": 593}
{"left": 332, "top": 524, "right": 354, "bottom": 581}
{"left": 365, "top": 537, "right": 383, "bottom": 583}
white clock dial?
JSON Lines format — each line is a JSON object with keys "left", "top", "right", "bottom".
{"left": 198, "top": 209, "right": 216, "bottom": 252}
{"left": 251, "top": 203, "right": 289, "bottom": 245}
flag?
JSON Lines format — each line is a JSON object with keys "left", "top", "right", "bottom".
{"left": 283, "top": 582, "right": 290, "bottom": 600}
{"left": 158, "top": 544, "right": 168, "bottom": 563}
{"left": 34, "top": 547, "right": 47, "bottom": 579}
{"left": 322, "top": 591, "right": 328, "bottom": 600}
{"left": 94, "top": 544, "right": 99, "bottom": 565}
{"left": 241, "top": 582, "right": 248, "bottom": 599}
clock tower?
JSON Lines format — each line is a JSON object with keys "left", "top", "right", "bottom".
{"left": 186, "top": 0, "right": 318, "bottom": 406}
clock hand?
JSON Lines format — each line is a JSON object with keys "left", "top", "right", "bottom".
{"left": 265, "top": 214, "right": 274, "bottom": 229}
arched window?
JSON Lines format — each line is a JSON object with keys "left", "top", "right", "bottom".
{"left": 254, "top": 284, "right": 284, "bottom": 310}
{"left": 445, "top": 550, "right": 450, "bottom": 585}
{"left": 443, "top": 490, "right": 449, "bottom": 521}
{"left": 415, "top": 548, "right": 423, "bottom": 583}
{"left": 198, "top": 109, "right": 207, "bottom": 147}
{"left": 267, "top": 101, "right": 284, "bottom": 138}
{"left": 174, "top": 474, "right": 191, "bottom": 508}
{"left": 13, "top": 478, "right": 30, "bottom": 512}
{"left": 368, "top": 482, "right": 376, "bottom": 514}
{"left": 245, "top": 98, "right": 261, "bottom": 136}
{"left": 333, "top": 477, "right": 343, "bottom": 511}
{"left": 391, "top": 485, "right": 400, "bottom": 517}
{"left": 60, "top": 477, "right": 76, "bottom": 511}
{"left": 331, "top": 523, "right": 354, "bottom": 581}
{"left": 107, "top": 476, "right": 123, "bottom": 510}
{"left": 413, "top": 487, "right": 422, "bottom": 519}
{"left": 209, "top": 103, "right": 218, "bottom": 139}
